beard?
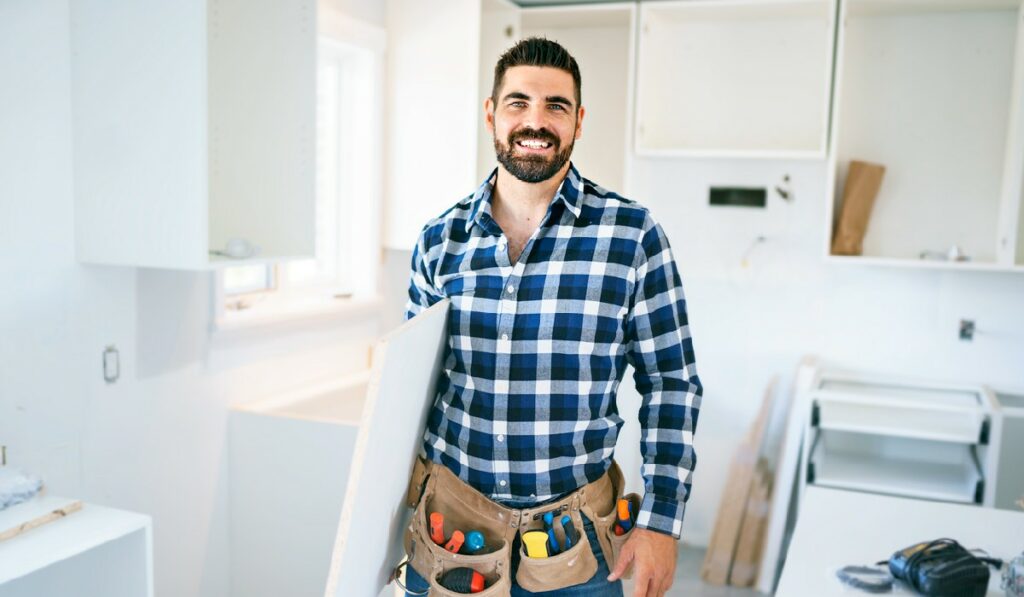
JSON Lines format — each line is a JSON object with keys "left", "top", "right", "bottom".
{"left": 494, "top": 126, "right": 575, "bottom": 184}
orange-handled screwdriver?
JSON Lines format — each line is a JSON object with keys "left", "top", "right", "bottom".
{"left": 445, "top": 530, "right": 465, "bottom": 553}
{"left": 430, "top": 512, "right": 446, "bottom": 545}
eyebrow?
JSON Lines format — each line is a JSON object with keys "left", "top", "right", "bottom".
{"left": 502, "top": 91, "right": 574, "bottom": 108}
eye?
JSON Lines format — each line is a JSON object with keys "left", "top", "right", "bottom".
{"left": 509, "top": 101, "right": 527, "bottom": 108}
{"left": 548, "top": 104, "right": 566, "bottom": 112}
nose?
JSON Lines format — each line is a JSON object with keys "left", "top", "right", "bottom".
{"left": 520, "top": 103, "right": 552, "bottom": 132}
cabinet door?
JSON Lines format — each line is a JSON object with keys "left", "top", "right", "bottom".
{"left": 71, "top": 0, "right": 209, "bottom": 268}
{"left": 72, "top": 0, "right": 317, "bottom": 270}
{"left": 384, "top": 0, "right": 483, "bottom": 251}
{"left": 207, "top": 0, "right": 316, "bottom": 265}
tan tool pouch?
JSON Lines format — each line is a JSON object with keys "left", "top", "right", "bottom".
{"left": 513, "top": 493, "right": 598, "bottom": 592}
{"left": 580, "top": 462, "right": 639, "bottom": 581}
{"left": 401, "top": 458, "right": 628, "bottom": 594}
{"left": 403, "top": 462, "right": 512, "bottom": 596}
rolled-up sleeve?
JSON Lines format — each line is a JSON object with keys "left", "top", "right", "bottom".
{"left": 623, "top": 215, "right": 703, "bottom": 539}
{"left": 405, "top": 226, "right": 443, "bottom": 321}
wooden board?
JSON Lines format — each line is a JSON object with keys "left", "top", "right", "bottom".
{"left": 728, "top": 463, "right": 772, "bottom": 587}
{"left": 701, "top": 376, "right": 778, "bottom": 585}
{"left": 324, "top": 299, "right": 450, "bottom": 597}
{"left": 0, "top": 497, "right": 83, "bottom": 542}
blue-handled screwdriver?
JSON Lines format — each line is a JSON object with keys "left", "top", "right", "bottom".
{"left": 543, "top": 512, "right": 560, "bottom": 555}
{"left": 560, "top": 515, "right": 578, "bottom": 551}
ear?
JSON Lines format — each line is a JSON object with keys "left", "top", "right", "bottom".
{"left": 574, "top": 105, "right": 585, "bottom": 140}
{"left": 484, "top": 97, "right": 496, "bottom": 135}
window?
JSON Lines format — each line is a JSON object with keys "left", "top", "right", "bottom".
{"left": 214, "top": 28, "right": 385, "bottom": 329}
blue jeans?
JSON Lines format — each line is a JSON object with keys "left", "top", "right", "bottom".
{"left": 403, "top": 509, "right": 623, "bottom": 596}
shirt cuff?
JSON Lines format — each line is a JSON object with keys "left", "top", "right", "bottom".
{"left": 635, "top": 492, "right": 685, "bottom": 540}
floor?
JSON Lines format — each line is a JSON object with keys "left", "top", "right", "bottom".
{"left": 622, "top": 544, "right": 759, "bottom": 596}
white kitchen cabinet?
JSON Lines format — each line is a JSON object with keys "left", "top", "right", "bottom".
{"left": 634, "top": 0, "right": 836, "bottom": 158}
{"left": 0, "top": 499, "right": 152, "bottom": 597}
{"left": 800, "top": 369, "right": 1003, "bottom": 507}
{"left": 70, "top": 0, "right": 316, "bottom": 269}
{"left": 229, "top": 373, "right": 367, "bottom": 597}
{"left": 992, "top": 390, "right": 1024, "bottom": 511}
{"left": 826, "top": 0, "right": 1024, "bottom": 272}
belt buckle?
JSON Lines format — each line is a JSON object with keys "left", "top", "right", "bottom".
{"left": 532, "top": 502, "right": 569, "bottom": 520}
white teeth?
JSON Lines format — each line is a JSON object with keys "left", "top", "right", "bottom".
{"left": 517, "top": 140, "right": 551, "bottom": 149}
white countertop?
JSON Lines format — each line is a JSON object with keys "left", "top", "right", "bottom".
{"left": 0, "top": 497, "right": 151, "bottom": 585}
{"left": 778, "top": 487, "right": 1024, "bottom": 596}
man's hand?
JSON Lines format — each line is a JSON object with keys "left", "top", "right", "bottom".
{"left": 606, "top": 527, "right": 677, "bottom": 597}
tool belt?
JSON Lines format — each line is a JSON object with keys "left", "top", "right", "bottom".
{"left": 400, "top": 456, "right": 641, "bottom": 596}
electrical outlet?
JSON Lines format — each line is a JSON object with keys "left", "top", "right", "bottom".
{"left": 959, "top": 319, "right": 975, "bottom": 341}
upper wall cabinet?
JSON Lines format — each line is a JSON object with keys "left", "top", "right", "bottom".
{"left": 70, "top": 0, "right": 316, "bottom": 270}
{"left": 634, "top": 0, "right": 837, "bottom": 159}
{"left": 826, "top": 0, "right": 1024, "bottom": 272}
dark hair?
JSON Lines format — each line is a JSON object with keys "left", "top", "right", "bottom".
{"left": 492, "top": 37, "right": 581, "bottom": 107}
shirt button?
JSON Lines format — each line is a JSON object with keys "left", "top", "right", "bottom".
{"left": 497, "top": 434, "right": 505, "bottom": 442}
{"left": 501, "top": 333, "right": 509, "bottom": 341}
{"left": 507, "top": 285, "right": 515, "bottom": 294}
{"left": 499, "top": 480, "right": 507, "bottom": 487}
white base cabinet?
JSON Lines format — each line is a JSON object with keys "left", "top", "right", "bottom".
{"left": 801, "top": 369, "right": 1002, "bottom": 507}
{"left": 229, "top": 373, "right": 367, "bottom": 597}
{"left": 0, "top": 500, "right": 153, "bottom": 597}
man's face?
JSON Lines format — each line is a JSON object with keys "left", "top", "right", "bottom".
{"left": 486, "top": 66, "right": 584, "bottom": 184}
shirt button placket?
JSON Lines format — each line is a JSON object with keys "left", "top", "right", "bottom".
{"left": 494, "top": 271, "right": 518, "bottom": 497}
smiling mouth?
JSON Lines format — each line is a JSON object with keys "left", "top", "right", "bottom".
{"left": 515, "top": 139, "right": 554, "bottom": 151}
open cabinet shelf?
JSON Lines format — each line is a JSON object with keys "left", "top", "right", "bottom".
{"left": 808, "top": 429, "right": 984, "bottom": 504}
{"left": 635, "top": 0, "right": 836, "bottom": 158}
{"left": 826, "top": 0, "right": 1024, "bottom": 270}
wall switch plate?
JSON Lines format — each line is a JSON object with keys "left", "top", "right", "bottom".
{"left": 959, "top": 319, "right": 975, "bottom": 341}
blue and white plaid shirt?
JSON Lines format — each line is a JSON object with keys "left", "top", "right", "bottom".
{"left": 405, "top": 163, "right": 702, "bottom": 538}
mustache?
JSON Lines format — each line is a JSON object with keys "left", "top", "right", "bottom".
{"left": 508, "top": 128, "right": 559, "bottom": 146}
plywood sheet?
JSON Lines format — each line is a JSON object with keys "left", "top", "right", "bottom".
{"left": 324, "top": 299, "right": 450, "bottom": 597}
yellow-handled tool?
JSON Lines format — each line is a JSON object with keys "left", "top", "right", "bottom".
{"left": 522, "top": 530, "right": 550, "bottom": 558}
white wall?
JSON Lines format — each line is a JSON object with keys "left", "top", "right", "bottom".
{"left": 0, "top": 1, "right": 385, "bottom": 596}
{"left": 626, "top": 156, "right": 1024, "bottom": 544}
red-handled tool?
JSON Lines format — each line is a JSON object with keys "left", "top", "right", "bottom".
{"left": 616, "top": 498, "right": 634, "bottom": 533}
{"left": 430, "top": 512, "right": 446, "bottom": 545}
{"left": 440, "top": 568, "right": 486, "bottom": 593}
{"left": 445, "top": 530, "right": 465, "bottom": 553}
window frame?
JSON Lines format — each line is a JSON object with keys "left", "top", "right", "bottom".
{"left": 210, "top": 15, "right": 387, "bottom": 335}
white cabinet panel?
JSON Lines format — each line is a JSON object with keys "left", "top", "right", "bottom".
{"left": 635, "top": 0, "right": 835, "bottom": 158}
{"left": 71, "top": 0, "right": 316, "bottom": 269}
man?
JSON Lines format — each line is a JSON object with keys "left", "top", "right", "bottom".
{"left": 404, "top": 38, "right": 702, "bottom": 597}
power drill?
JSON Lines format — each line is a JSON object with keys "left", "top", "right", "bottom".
{"left": 885, "top": 538, "right": 1002, "bottom": 597}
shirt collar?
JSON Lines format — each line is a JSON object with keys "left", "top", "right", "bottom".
{"left": 464, "top": 162, "right": 584, "bottom": 234}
